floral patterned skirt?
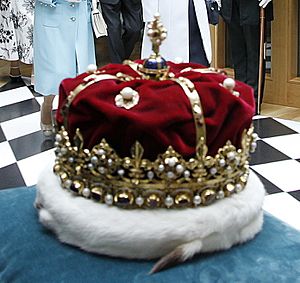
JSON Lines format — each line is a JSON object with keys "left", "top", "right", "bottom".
{"left": 0, "top": 0, "right": 34, "bottom": 64}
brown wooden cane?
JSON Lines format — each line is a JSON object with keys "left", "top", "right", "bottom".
{"left": 257, "top": 7, "right": 265, "bottom": 115}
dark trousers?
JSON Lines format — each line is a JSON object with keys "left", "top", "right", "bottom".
{"left": 228, "top": 0, "right": 265, "bottom": 106}
{"left": 188, "top": 0, "right": 209, "bottom": 66}
{"left": 101, "top": 0, "right": 143, "bottom": 64}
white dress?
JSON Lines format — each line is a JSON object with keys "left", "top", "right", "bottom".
{"left": 141, "top": 0, "right": 211, "bottom": 64}
{"left": 0, "top": 0, "right": 34, "bottom": 64}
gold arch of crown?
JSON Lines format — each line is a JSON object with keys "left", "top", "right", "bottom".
{"left": 53, "top": 15, "right": 257, "bottom": 209}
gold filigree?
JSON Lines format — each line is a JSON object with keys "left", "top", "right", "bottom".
{"left": 53, "top": 125, "right": 257, "bottom": 209}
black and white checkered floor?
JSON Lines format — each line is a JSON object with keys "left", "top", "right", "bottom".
{"left": 1, "top": 78, "right": 300, "bottom": 231}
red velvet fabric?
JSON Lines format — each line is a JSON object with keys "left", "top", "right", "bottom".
{"left": 56, "top": 62, "right": 255, "bottom": 160}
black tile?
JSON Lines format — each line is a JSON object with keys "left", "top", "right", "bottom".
{"left": 289, "top": 190, "right": 300, "bottom": 201}
{"left": 251, "top": 169, "right": 283, "bottom": 195}
{"left": 9, "top": 131, "right": 55, "bottom": 161}
{"left": 0, "top": 79, "right": 25, "bottom": 92}
{"left": 253, "top": 117, "right": 297, "bottom": 138}
{"left": 250, "top": 140, "right": 290, "bottom": 165}
{"left": 0, "top": 163, "right": 26, "bottom": 190}
{"left": 0, "top": 125, "right": 6, "bottom": 142}
{"left": 0, "top": 99, "right": 40, "bottom": 123}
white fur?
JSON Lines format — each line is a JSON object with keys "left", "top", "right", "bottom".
{"left": 36, "top": 162, "right": 265, "bottom": 261}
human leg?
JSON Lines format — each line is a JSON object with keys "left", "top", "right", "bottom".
{"left": 40, "top": 95, "right": 55, "bottom": 137}
{"left": 243, "top": 24, "right": 261, "bottom": 103}
{"left": 121, "top": 0, "right": 143, "bottom": 60}
{"left": 227, "top": 0, "right": 247, "bottom": 84}
{"left": 101, "top": 1, "right": 125, "bottom": 63}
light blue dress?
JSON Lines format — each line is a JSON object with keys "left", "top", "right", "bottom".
{"left": 34, "top": 0, "right": 96, "bottom": 96}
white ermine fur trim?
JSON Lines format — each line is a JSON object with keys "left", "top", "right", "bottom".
{"left": 36, "top": 163, "right": 265, "bottom": 272}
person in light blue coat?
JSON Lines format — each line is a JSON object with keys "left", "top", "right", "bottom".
{"left": 34, "top": 0, "right": 96, "bottom": 136}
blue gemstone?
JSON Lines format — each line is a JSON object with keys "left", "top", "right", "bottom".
{"left": 143, "top": 57, "right": 167, "bottom": 70}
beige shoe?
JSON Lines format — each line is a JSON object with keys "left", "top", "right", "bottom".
{"left": 40, "top": 122, "right": 54, "bottom": 137}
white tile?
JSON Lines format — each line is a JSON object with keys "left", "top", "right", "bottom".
{"left": 264, "top": 193, "right": 300, "bottom": 231}
{"left": 263, "top": 134, "right": 300, "bottom": 159}
{"left": 53, "top": 95, "right": 59, "bottom": 110}
{"left": 0, "top": 141, "right": 16, "bottom": 167}
{"left": 252, "top": 115, "right": 267, "bottom": 120}
{"left": 252, "top": 160, "right": 300, "bottom": 192}
{"left": 1, "top": 112, "right": 40, "bottom": 140}
{"left": 35, "top": 96, "right": 43, "bottom": 106}
{"left": 17, "top": 149, "right": 55, "bottom": 186}
{"left": 274, "top": 118, "right": 300, "bottom": 133}
{"left": 0, "top": 86, "right": 34, "bottom": 107}
{"left": 35, "top": 95, "right": 58, "bottom": 110}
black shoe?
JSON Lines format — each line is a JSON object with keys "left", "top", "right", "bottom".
{"left": 9, "top": 75, "right": 23, "bottom": 83}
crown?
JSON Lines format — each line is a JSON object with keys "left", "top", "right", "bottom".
{"left": 53, "top": 15, "right": 257, "bottom": 209}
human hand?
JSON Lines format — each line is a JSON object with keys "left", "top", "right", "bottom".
{"left": 215, "top": 0, "right": 221, "bottom": 9}
{"left": 258, "top": 0, "right": 272, "bottom": 9}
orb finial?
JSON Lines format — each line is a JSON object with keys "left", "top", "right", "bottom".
{"left": 146, "top": 13, "right": 167, "bottom": 56}
{"left": 139, "top": 14, "right": 169, "bottom": 80}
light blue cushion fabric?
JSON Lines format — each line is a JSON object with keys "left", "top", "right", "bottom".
{"left": 0, "top": 187, "right": 300, "bottom": 283}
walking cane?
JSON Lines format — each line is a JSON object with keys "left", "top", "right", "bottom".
{"left": 257, "top": 7, "right": 265, "bottom": 115}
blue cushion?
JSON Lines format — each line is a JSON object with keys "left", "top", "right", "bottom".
{"left": 0, "top": 187, "right": 300, "bottom": 283}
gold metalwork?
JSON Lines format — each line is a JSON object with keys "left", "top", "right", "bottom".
{"left": 146, "top": 194, "right": 162, "bottom": 208}
{"left": 171, "top": 77, "right": 206, "bottom": 153}
{"left": 137, "top": 14, "right": 170, "bottom": 80}
{"left": 146, "top": 13, "right": 167, "bottom": 57}
{"left": 138, "top": 65, "right": 170, "bottom": 81}
{"left": 180, "top": 67, "right": 227, "bottom": 75}
{"left": 174, "top": 193, "right": 192, "bottom": 207}
{"left": 91, "top": 187, "right": 104, "bottom": 202}
{"left": 70, "top": 180, "right": 84, "bottom": 194}
{"left": 114, "top": 190, "right": 134, "bottom": 208}
{"left": 201, "top": 189, "right": 216, "bottom": 205}
{"left": 225, "top": 183, "right": 235, "bottom": 197}
{"left": 53, "top": 124, "right": 256, "bottom": 209}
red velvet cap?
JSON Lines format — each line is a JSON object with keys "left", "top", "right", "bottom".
{"left": 56, "top": 61, "right": 255, "bottom": 160}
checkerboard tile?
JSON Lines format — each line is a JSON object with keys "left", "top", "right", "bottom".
{"left": 0, "top": 78, "right": 300, "bottom": 230}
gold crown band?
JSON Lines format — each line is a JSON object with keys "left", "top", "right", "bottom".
{"left": 171, "top": 77, "right": 206, "bottom": 152}
{"left": 53, "top": 123, "right": 257, "bottom": 209}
